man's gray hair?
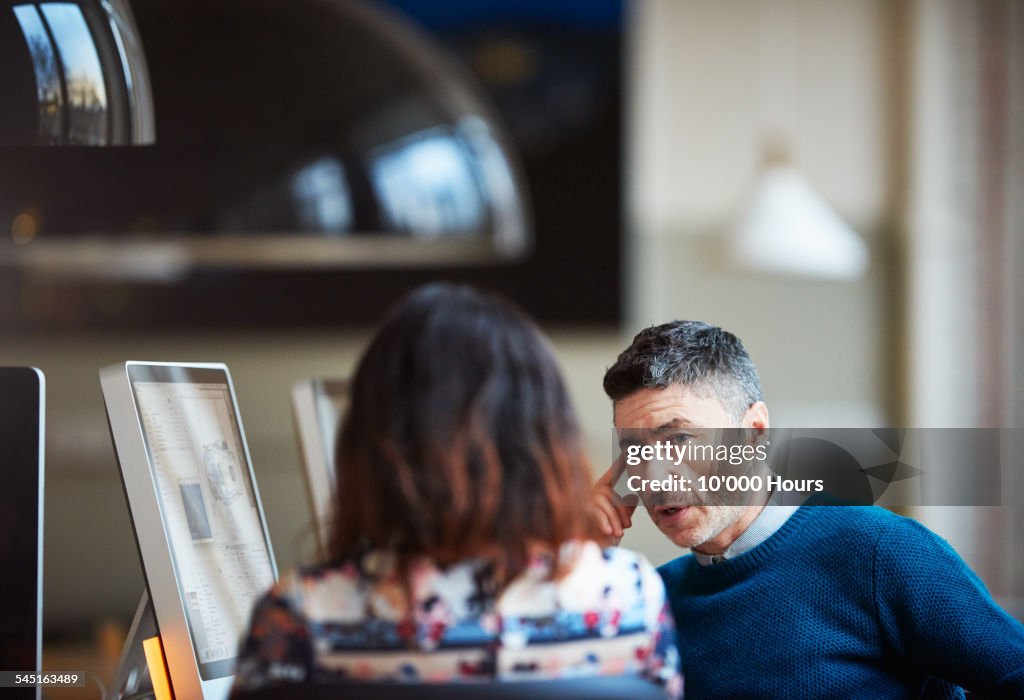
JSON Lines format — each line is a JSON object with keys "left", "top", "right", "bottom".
{"left": 603, "top": 320, "right": 764, "bottom": 421}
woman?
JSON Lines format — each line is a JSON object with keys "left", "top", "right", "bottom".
{"left": 232, "top": 283, "right": 681, "bottom": 697}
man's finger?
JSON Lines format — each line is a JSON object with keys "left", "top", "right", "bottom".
{"left": 594, "top": 495, "right": 624, "bottom": 538}
{"left": 593, "top": 495, "right": 621, "bottom": 534}
{"left": 596, "top": 453, "right": 627, "bottom": 487}
{"left": 618, "top": 493, "right": 640, "bottom": 528}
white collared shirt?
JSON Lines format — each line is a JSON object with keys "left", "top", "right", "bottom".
{"left": 693, "top": 497, "right": 799, "bottom": 566}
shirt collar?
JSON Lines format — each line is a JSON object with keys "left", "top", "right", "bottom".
{"left": 693, "top": 495, "right": 798, "bottom": 566}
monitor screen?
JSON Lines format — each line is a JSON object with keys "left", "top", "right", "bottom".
{"left": 0, "top": 368, "right": 43, "bottom": 699}
{"left": 291, "top": 378, "right": 346, "bottom": 556}
{"left": 310, "top": 379, "right": 346, "bottom": 482}
{"left": 126, "top": 365, "right": 274, "bottom": 680}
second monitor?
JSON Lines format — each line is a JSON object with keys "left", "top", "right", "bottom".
{"left": 290, "top": 378, "right": 347, "bottom": 558}
{"left": 102, "top": 362, "right": 277, "bottom": 700}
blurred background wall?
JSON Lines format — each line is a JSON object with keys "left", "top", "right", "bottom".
{"left": 0, "top": 0, "right": 1020, "bottom": 670}
{"left": 623, "top": 0, "right": 1023, "bottom": 612}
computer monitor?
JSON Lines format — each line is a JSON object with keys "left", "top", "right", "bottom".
{"left": 0, "top": 368, "right": 44, "bottom": 700}
{"left": 101, "top": 362, "right": 277, "bottom": 700}
{"left": 290, "top": 378, "right": 346, "bottom": 557}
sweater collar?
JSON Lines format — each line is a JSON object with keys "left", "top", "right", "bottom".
{"left": 693, "top": 496, "right": 799, "bottom": 566}
{"left": 678, "top": 504, "right": 820, "bottom": 585}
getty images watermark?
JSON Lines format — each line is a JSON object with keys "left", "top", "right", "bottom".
{"left": 610, "top": 429, "right": 1022, "bottom": 507}
{"left": 621, "top": 440, "right": 824, "bottom": 496}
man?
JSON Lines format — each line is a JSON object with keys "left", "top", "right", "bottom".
{"left": 593, "top": 320, "right": 1024, "bottom": 698}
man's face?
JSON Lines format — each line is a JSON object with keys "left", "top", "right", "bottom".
{"left": 614, "top": 383, "right": 761, "bottom": 550}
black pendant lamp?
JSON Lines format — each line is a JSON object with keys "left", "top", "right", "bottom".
{"left": 0, "top": 0, "right": 530, "bottom": 276}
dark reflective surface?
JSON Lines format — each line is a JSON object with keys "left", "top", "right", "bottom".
{"left": 0, "top": 0, "right": 153, "bottom": 145}
{"left": 0, "top": 368, "right": 43, "bottom": 700}
{"left": 0, "top": 0, "right": 621, "bottom": 328}
{"left": 0, "top": 0, "right": 528, "bottom": 269}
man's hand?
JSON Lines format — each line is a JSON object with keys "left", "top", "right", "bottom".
{"left": 592, "top": 455, "right": 639, "bottom": 546}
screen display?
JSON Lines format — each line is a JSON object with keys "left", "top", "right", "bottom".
{"left": 312, "top": 379, "right": 347, "bottom": 483}
{"left": 128, "top": 366, "right": 274, "bottom": 680}
{"left": 0, "top": 368, "right": 42, "bottom": 700}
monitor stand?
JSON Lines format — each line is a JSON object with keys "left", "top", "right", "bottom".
{"left": 111, "top": 591, "right": 158, "bottom": 700}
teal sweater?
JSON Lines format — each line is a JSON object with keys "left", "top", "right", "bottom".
{"left": 658, "top": 506, "right": 1024, "bottom": 698}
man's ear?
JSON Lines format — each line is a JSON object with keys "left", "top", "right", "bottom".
{"left": 742, "top": 401, "right": 769, "bottom": 433}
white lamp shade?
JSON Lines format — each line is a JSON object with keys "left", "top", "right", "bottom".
{"left": 731, "top": 165, "right": 869, "bottom": 280}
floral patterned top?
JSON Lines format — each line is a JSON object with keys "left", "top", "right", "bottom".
{"left": 231, "top": 541, "right": 682, "bottom": 697}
